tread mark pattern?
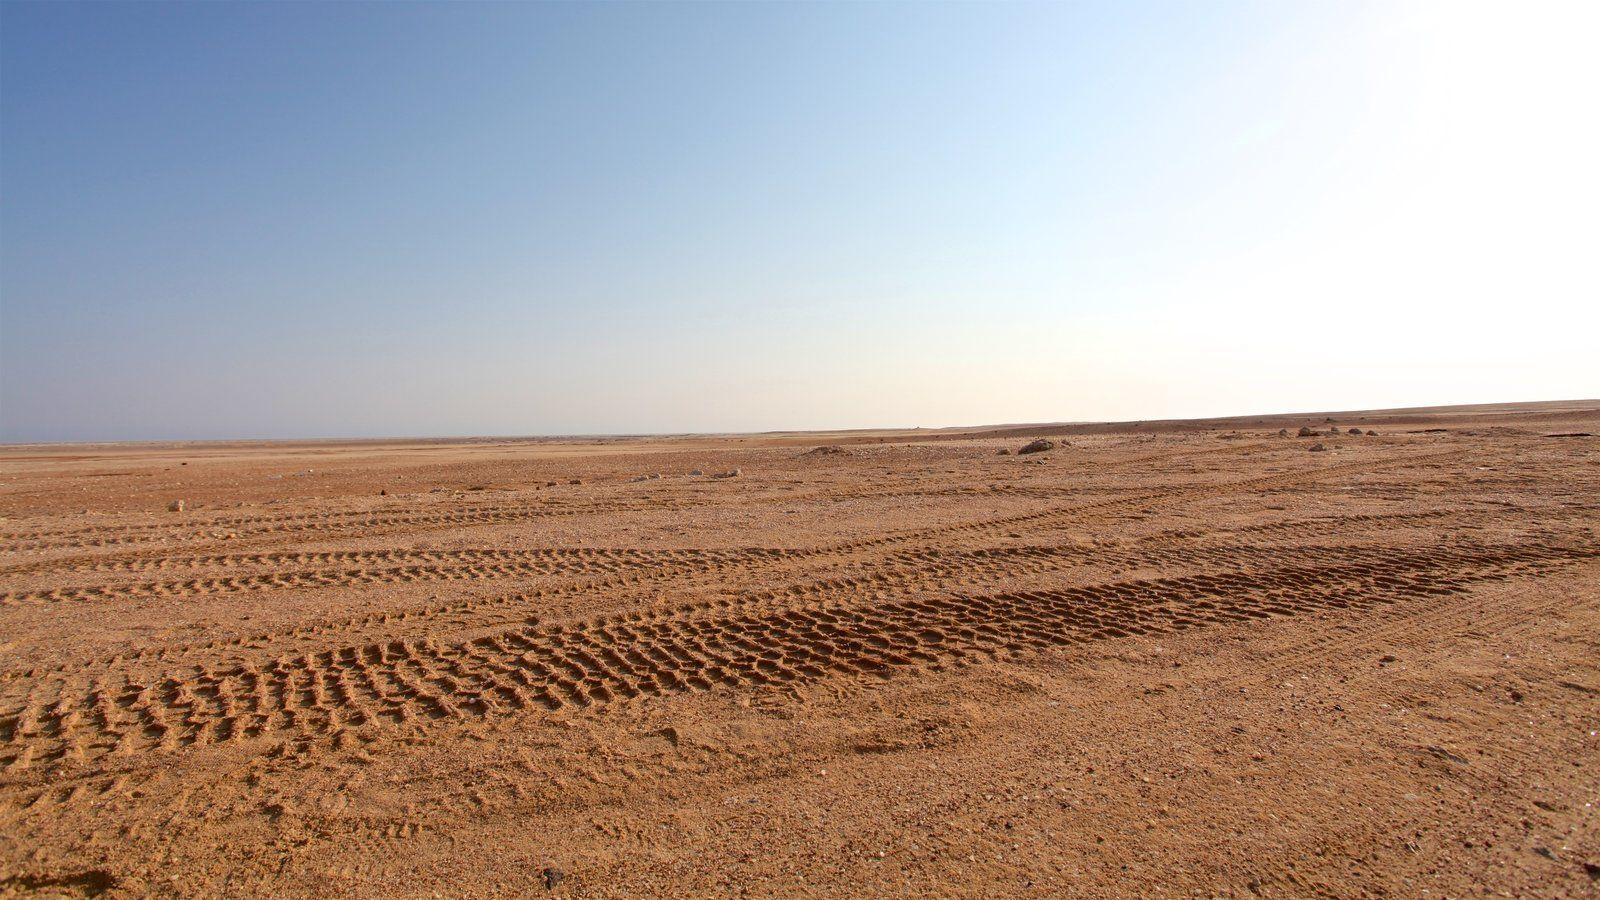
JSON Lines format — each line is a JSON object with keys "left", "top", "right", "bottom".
{"left": 1, "top": 540, "right": 1588, "bottom": 772}
{"left": 0, "top": 548, "right": 796, "bottom": 606}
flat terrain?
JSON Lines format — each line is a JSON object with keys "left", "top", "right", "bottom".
{"left": 1, "top": 401, "right": 1597, "bottom": 897}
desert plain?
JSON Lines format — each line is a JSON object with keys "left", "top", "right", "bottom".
{"left": 0, "top": 400, "right": 1596, "bottom": 897}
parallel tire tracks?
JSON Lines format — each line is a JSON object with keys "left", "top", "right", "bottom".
{"left": 1, "top": 539, "right": 1589, "bottom": 775}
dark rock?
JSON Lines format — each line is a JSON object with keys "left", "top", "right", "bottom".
{"left": 996, "top": 448, "right": 1012, "bottom": 455}
{"left": 1307, "top": 443, "right": 1327, "bottom": 452}
{"left": 1297, "top": 426, "right": 1317, "bottom": 437}
{"left": 541, "top": 867, "right": 565, "bottom": 890}
{"left": 1018, "top": 439, "right": 1056, "bottom": 455}
{"left": 1348, "top": 428, "right": 1363, "bottom": 435}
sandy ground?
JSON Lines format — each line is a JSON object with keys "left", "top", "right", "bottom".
{"left": 0, "top": 401, "right": 1596, "bottom": 897}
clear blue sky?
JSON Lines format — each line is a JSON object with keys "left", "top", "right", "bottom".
{"left": 2, "top": 1, "right": 1595, "bottom": 442}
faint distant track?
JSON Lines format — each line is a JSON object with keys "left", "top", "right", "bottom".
{"left": 7, "top": 546, "right": 805, "bottom": 580}
{"left": 0, "top": 548, "right": 799, "bottom": 607}
{"left": 827, "top": 449, "right": 1467, "bottom": 553}
{"left": 0, "top": 450, "right": 1460, "bottom": 610}
{"left": 0, "top": 539, "right": 1589, "bottom": 777}
{"left": 0, "top": 496, "right": 693, "bottom": 556}
{"left": 0, "top": 442, "right": 1254, "bottom": 562}
{"left": 2, "top": 521, "right": 1463, "bottom": 609}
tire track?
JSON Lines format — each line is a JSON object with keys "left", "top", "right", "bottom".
{"left": 0, "top": 496, "right": 693, "bottom": 556}
{"left": 0, "top": 450, "right": 1480, "bottom": 690}
{"left": 13, "top": 546, "right": 780, "bottom": 578}
{"left": 2, "top": 539, "right": 1589, "bottom": 773}
{"left": 0, "top": 548, "right": 798, "bottom": 607}
{"left": 0, "top": 442, "right": 1260, "bottom": 561}
{"left": 1, "top": 451, "right": 1463, "bottom": 609}
{"left": 0, "top": 506, "right": 1499, "bottom": 683}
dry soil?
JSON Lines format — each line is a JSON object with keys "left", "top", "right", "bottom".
{"left": 1, "top": 401, "right": 1597, "bottom": 897}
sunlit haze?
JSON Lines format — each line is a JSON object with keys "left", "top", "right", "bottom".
{"left": 2, "top": 1, "right": 1596, "bottom": 441}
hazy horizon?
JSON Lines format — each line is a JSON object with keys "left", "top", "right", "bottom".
{"left": 3, "top": 1, "right": 1597, "bottom": 443}
{"left": 2, "top": 395, "right": 1594, "bottom": 449}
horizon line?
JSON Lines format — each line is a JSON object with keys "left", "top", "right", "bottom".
{"left": 3, "top": 397, "right": 1594, "bottom": 451}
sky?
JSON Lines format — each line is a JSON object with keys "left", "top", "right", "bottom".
{"left": 2, "top": 1, "right": 1596, "bottom": 442}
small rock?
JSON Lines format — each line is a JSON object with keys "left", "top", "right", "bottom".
{"left": 1367, "top": 430, "right": 1379, "bottom": 436}
{"left": 1379, "top": 654, "right": 1397, "bottom": 664}
{"left": 1348, "top": 428, "right": 1363, "bottom": 435}
{"left": 804, "top": 445, "right": 849, "bottom": 456}
{"left": 1297, "top": 426, "right": 1317, "bottom": 437}
{"left": 996, "top": 448, "right": 1012, "bottom": 455}
{"left": 1277, "top": 429, "right": 1289, "bottom": 438}
{"left": 569, "top": 479, "right": 582, "bottom": 485}
{"left": 1018, "top": 439, "right": 1056, "bottom": 455}
{"left": 711, "top": 469, "right": 741, "bottom": 479}
{"left": 1307, "top": 443, "right": 1327, "bottom": 452}
{"left": 688, "top": 469, "right": 704, "bottom": 476}
{"left": 167, "top": 500, "right": 186, "bottom": 512}
{"left": 540, "top": 867, "right": 564, "bottom": 890}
